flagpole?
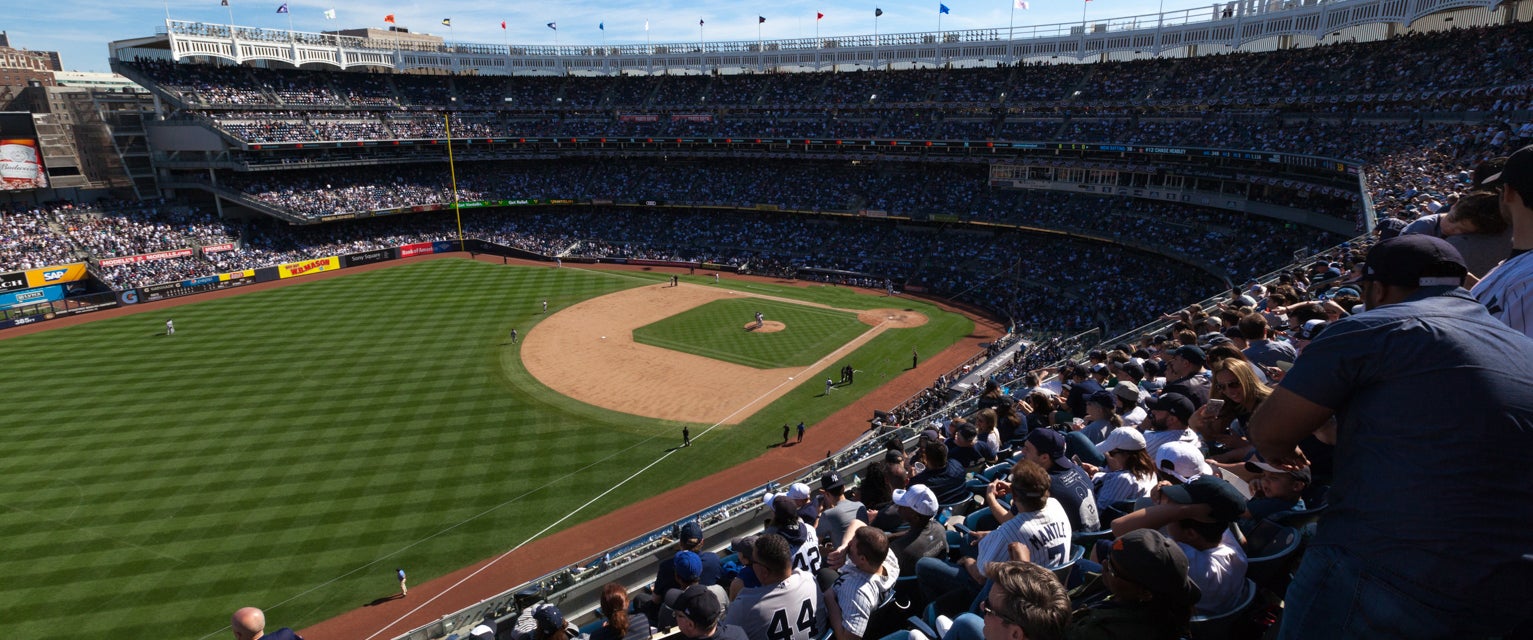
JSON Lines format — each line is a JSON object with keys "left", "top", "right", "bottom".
{"left": 874, "top": 13, "right": 879, "bottom": 70}
{"left": 1009, "top": 2, "right": 1016, "bottom": 46}
{"left": 445, "top": 113, "right": 465, "bottom": 253}
{"left": 1082, "top": 0, "right": 1089, "bottom": 33}
{"left": 226, "top": 2, "right": 235, "bottom": 28}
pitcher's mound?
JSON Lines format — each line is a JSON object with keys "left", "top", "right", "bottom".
{"left": 859, "top": 308, "right": 929, "bottom": 328}
{"left": 745, "top": 321, "right": 787, "bottom": 333}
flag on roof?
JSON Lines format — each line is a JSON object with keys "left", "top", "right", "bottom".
{"left": 276, "top": 3, "right": 288, "bottom": 13}
{"left": 441, "top": 18, "right": 451, "bottom": 26}
{"left": 324, "top": 8, "right": 336, "bottom": 18}
{"left": 939, "top": 4, "right": 950, "bottom": 14}
{"left": 385, "top": 14, "right": 396, "bottom": 24}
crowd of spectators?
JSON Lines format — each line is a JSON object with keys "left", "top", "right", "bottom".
{"left": 0, "top": 203, "right": 80, "bottom": 270}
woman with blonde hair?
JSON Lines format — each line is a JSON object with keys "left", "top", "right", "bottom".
{"left": 1191, "top": 358, "right": 1271, "bottom": 462}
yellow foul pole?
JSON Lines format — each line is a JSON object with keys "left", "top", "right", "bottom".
{"left": 445, "top": 113, "right": 466, "bottom": 252}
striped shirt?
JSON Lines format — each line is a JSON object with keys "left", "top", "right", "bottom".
{"left": 1092, "top": 469, "right": 1156, "bottom": 511}
{"left": 975, "top": 498, "right": 1073, "bottom": 569}
{"left": 1472, "top": 252, "right": 1533, "bottom": 340}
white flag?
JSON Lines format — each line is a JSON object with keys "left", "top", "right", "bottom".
{"left": 323, "top": 8, "right": 336, "bottom": 18}
{"left": 1014, "top": 0, "right": 1029, "bottom": 8}
{"left": 644, "top": 19, "right": 650, "bottom": 31}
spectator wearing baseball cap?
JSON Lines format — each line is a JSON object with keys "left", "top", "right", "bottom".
{"left": 674, "top": 584, "right": 747, "bottom": 640}
{"left": 1067, "top": 529, "right": 1201, "bottom": 639}
{"left": 766, "top": 494, "right": 824, "bottom": 580}
{"left": 1142, "top": 393, "right": 1201, "bottom": 458}
{"left": 1473, "top": 144, "right": 1533, "bottom": 339}
{"left": 1083, "top": 427, "right": 1157, "bottom": 517}
{"left": 1162, "top": 346, "right": 1210, "bottom": 406}
{"left": 1021, "top": 428, "right": 1101, "bottom": 532}
{"left": 910, "top": 439, "right": 970, "bottom": 506}
{"left": 1251, "top": 234, "right": 1533, "bottom": 637}
{"left": 1154, "top": 441, "right": 1212, "bottom": 485}
{"left": 532, "top": 604, "right": 581, "bottom": 640}
{"left": 1240, "top": 461, "right": 1311, "bottom": 525}
{"left": 1111, "top": 475, "right": 1249, "bottom": 616}
{"left": 650, "top": 522, "right": 722, "bottom": 618}
{"left": 1112, "top": 381, "right": 1147, "bottom": 428}
{"left": 660, "top": 551, "right": 729, "bottom": 630}
{"left": 918, "top": 461, "right": 1072, "bottom": 617}
{"left": 815, "top": 471, "right": 867, "bottom": 550}
{"left": 883, "top": 484, "right": 947, "bottom": 574}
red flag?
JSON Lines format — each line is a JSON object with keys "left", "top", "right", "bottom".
{"left": 384, "top": 13, "right": 395, "bottom": 23}
{"left": 817, "top": 12, "right": 824, "bottom": 19}
{"left": 500, "top": 20, "right": 506, "bottom": 29}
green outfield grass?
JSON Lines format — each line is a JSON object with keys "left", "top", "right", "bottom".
{"left": 632, "top": 298, "right": 866, "bottom": 368}
{"left": 0, "top": 259, "right": 972, "bottom": 640}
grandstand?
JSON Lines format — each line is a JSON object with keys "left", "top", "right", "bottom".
{"left": 0, "top": 1, "right": 1529, "bottom": 638}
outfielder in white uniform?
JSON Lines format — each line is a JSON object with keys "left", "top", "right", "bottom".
{"left": 166, "top": 319, "right": 174, "bottom": 336}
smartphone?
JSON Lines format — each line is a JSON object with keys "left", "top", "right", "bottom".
{"left": 1205, "top": 399, "right": 1226, "bottom": 415}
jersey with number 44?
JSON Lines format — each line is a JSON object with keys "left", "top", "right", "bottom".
{"left": 724, "top": 570, "right": 825, "bottom": 640}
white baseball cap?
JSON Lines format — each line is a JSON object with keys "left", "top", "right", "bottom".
{"left": 784, "top": 482, "right": 813, "bottom": 501}
{"left": 892, "top": 484, "right": 939, "bottom": 517}
{"left": 1155, "top": 441, "right": 1212, "bottom": 484}
{"left": 1096, "top": 428, "right": 1147, "bottom": 455}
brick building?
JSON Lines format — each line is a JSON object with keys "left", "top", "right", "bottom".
{"left": 0, "top": 31, "right": 64, "bottom": 88}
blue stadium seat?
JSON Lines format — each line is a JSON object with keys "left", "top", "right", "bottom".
{"left": 1189, "top": 579, "right": 1258, "bottom": 639}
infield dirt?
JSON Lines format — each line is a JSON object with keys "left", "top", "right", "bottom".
{"left": 521, "top": 281, "right": 929, "bottom": 425}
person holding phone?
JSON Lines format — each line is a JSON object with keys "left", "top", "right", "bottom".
{"left": 1192, "top": 359, "right": 1272, "bottom": 463}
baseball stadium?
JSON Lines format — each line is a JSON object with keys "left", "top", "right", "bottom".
{"left": 1, "top": 0, "right": 1531, "bottom": 639}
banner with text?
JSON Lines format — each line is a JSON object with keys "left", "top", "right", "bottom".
{"left": 24, "top": 263, "right": 89, "bottom": 289}
{"left": 0, "top": 270, "right": 25, "bottom": 293}
{"left": 202, "top": 243, "right": 237, "bottom": 254}
{"left": 278, "top": 256, "right": 340, "bottom": 279}
{"left": 0, "top": 284, "right": 63, "bottom": 309}
{"left": 97, "top": 248, "right": 194, "bottom": 268}
{"left": 400, "top": 242, "right": 436, "bottom": 258}
{"left": 341, "top": 248, "right": 397, "bottom": 268}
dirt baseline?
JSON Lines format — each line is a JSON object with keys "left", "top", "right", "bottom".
{"left": 520, "top": 283, "right": 926, "bottom": 425}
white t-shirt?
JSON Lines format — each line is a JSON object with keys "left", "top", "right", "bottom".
{"left": 1472, "top": 252, "right": 1533, "bottom": 340}
{"left": 975, "top": 498, "right": 1073, "bottom": 569}
{"left": 831, "top": 552, "right": 900, "bottom": 637}
{"left": 1179, "top": 529, "right": 1248, "bottom": 616}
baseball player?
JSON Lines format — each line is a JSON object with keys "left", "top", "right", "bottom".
{"left": 510, "top": 328, "right": 519, "bottom": 344}
{"left": 911, "top": 348, "right": 919, "bottom": 368}
{"left": 166, "top": 319, "right": 174, "bottom": 336}
{"left": 542, "top": 300, "right": 548, "bottom": 313}
{"left": 683, "top": 426, "right": 691, "bottom": 447}
{"left": 756, "top": 312, "right": 765, "bottom": 329}
{"left": 796, "top": 421, "right": 806, "bottom": 443}
{"left": 825, "top": 379, "right": 835, "bottom": 395}
{"left": 397, "top": 568, "right": 407, "bottom": 596}
{"left": 713, "top": 273, "right": 720, "bottom": 284}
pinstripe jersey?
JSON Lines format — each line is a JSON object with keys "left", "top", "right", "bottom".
{"left": 1091, "top": 469, "right": 1156, "bottom": 511}
{"left": 975, "top": 498, "right": 1072, "bottom": 569}
{"left": 1472, "top": 251, "right": 1533, "bottom": 339}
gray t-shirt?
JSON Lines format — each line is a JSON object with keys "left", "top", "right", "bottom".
{"left": 815, "top": 499, "right": 867, "bottom": 547}
{"left": 724, "top": 570, "right": 824, "bottom": 640}
{"left": 1279, "top": 287, "right": 1533, "bottom": 606}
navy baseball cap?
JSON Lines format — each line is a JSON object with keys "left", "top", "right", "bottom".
{"left": 1481, "top": 144, "right": 1533, "bottom": 196}
{"left": 1360, "top": 235, "right": 1467, "bottom": 288}
{"left": 1025, "top": 428, "right": 1067, "bottom": 461}
{"left": 1161, "top": 476, "right": 1248, "bottom": 523}
{"left": 1170, "top": 345, "right": 1206, "bottom": 367}
{"left": 674, "top": 550, "right": 703, "bottom": 582}
{"left": 1149, "top": 393, "right": 1196, "bottom": 424}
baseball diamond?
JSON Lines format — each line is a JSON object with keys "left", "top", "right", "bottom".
{"left": 0, "top": 256, "right": 972, "bottom": 639}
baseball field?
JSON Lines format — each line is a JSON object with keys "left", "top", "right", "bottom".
{"left": 0, "top": 257, "right": 973, "bottom": 640}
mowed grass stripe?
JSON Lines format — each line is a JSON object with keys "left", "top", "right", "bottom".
{"left": 0, "top": 259, "right": 972, "bottom": 639}
{"left": 633, "top": 298, "right": 867, "bottom": 368}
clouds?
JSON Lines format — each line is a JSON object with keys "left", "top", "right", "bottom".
{"left": 19, "top": 0, "right": 1185, "bottom": 72}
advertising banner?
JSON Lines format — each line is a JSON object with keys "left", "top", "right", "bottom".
{"left": 0, "top": 112, "right": 48, "bottom": 191}
{"left": 341, "top": 248, "right": 397, "bottom": 268}
{"left": 138, "top": 271, "right": 258, "bottom": 302}
{"left": 54, "top": 300, "right": 118, "bottom": 317}
{"left": 202, "top": 243, "right": 237, "bottom": 254}
{"left": 97, "top": 248, "right": 194, "bottom": 268}
{"left": 0, "top": 284, "right": 63, "bottom": 309}
{"left": 399, "top": 242, "right": 435, "bottom": 258}
{"left": 432, "top": 240, "right": 459, "bottom": 253}
{"left": 619, "top": 114, "right": 660, "bottom": 123}
{"left": 24, "top": 263, "right": 89, "bottom": 289}
{"left": 277, "top": 256, "right": 340, "bottom": 279}
{"left": 0, "top": 270, "right": 25, "bottom": 293}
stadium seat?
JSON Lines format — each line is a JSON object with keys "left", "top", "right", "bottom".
{"left": 1241, "top": 522, "right": 1302, "bottom": 595}
{"left": 1189, "top": 579, "right": 1258, "bottom": 639}
{"left": 1266, "top": 503, "right": 1327, "bottom": 531}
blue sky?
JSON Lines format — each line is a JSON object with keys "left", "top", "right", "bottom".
{"left": 10, "top": 0, "right": 1205, "bottom": 72}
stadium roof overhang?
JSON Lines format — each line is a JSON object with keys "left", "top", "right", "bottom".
{"left": 110, "top": 0, "right": 1500, "bottom": 75}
